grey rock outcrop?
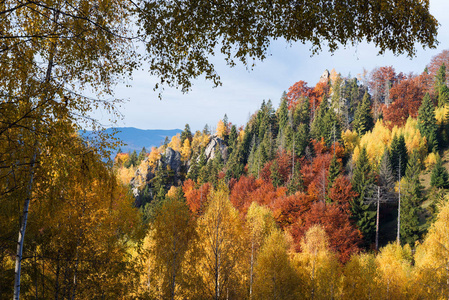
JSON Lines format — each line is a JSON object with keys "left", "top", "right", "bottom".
{"left": 163, "top": 147, "right": 182, "bottom": 173}
{"left": 204, "top": 136, "right": 228, "bottom": 162}
{"left": 130, "top": 147, "right": 182, "bottom": 206}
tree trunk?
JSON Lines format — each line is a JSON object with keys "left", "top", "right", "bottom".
{"left": 13, "top": 10, "right": 58, "bottom": 298}
{"left": 13, "top": 151, "right": 37, "bottom": 300}
{"left": 376, "top": 186, "right": 380, "bottom": 251}
{"left": 397, "top": 158, "right": 401, "bottom": 244}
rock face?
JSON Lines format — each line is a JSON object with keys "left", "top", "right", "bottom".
{"left": 163, "top": 147, "right": 182, "bottom": 173}
{"left": 319, "top": 69, "right": 330, "bottom": 83}
{"left": 204, "top": 136, "right": 228, "bottom": 162}
{"left": 130, "top": 147, "right": 182, "bottom": 207}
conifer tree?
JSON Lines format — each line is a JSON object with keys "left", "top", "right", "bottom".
{"left": 430, "top": 154, "right": 449, "bottom": 189}
{"left": 205, "top": 149, "right": 223, "bottom": 186}
{"left": 353, "top": 91, "right": 374, "bottom": 136}
{"left": 277, "top": 94, "right": 289, "bottom": 131}
{"left": 311, "top": 100, "right": 341, "bottom": 146}
{"left": 187, "top": 153, "right": 199, "bottom": 181}
{"left": 378, "top": 148, "right": 395, "bottom": 194}
{"left": 287, "top": 161, "right": 303, "bottom": 195}
{"left": 323, "top": 108, "right": 341, "bottom": 146}
{"left": 435, "top": 64, "right": 449, "bottom": 107}
{"left": 228, "top": 125, "right": 238, "bottom": 150}
{"left": 164, "top": 136, "right": 170, "bottom": 146}
{"left": 400, "top": 150, "right": 424, "bottom": 245}
{"left": 181, "top": 123, "right": 193, "bottom": 143}
{"left": 270, "top": 161, "right": 283, "bottom": 188}
{"left": 138, "top": 147, "right": 147, "bottom": 164}
{"left": 390, "top": 134, "right": 408, "bottom": 181}
{"left": 260, "top": 129, "right": 274, "bottom": 163}
{"left": 293, "top": 97, "right": 311, "bottom": 126}
{"left": 351, "top": 147, "right": 376, "bottom": 246}
{"left": 247, "top": 136, "right": 260, "bottom": 177}
{"left": 197, "top": 149, "right": 208, "bottom": 184}
{"left": 310, "top": 99, "right": 328, "bottom": 141}
{"left": 203, "top": 124, "right": 211, "bottom": 135}
{"left": 327, "top": 153, "right": 341, "bottom": 193}
{"left": 349, "top": 78, "right": 361, "bottom": 114}
{"left": 124, "top": 150, "right": 138, "bottom": 168}
{"left": 295, "top": 123, "right": 310, "bottom": 157}
{"left": 418, "top": 93, "right": 438, "bottom": 152}
{"left": 225, "top": 143, "right": 245, "bottom": 181}
{"left": 439, "top": 85, "right": 449, "bottom": 107}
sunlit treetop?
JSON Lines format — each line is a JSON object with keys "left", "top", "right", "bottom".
{"left": 138, "top": 0, "right": 439, "bottom": 93}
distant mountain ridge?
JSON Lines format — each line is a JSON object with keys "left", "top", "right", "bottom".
{"left": 85, "top": 127, "right": 182, "bottom": 153}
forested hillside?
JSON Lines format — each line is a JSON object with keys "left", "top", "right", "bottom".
{"left": 4, "top": 50, "right": 449, "bottom": 298}
{"left": 0, "top": 0, "right": 442, "bottom": 298}
{"left": 109, "top": 50, "right": 449, "bottom": 298}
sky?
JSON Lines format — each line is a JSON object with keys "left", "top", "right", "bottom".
{"left": 101, "top": 0, "right": 449, "bottom": 133}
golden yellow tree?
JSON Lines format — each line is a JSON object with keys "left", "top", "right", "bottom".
{"left": 245, "top": 202, "right": 277, "bottom": 298}
{"left": 375, "top": 243, "right": 414, "bottom": 299}
{"left": 253, "top": 229, "right": 300, "bottom": 300}
{"left": 142, "top": 195, "right": 196, "bottom": 300}
{"left": 181, "top": 138, "right": 192, "bottom": 162}
{"left": 168, "top": 134, "right": 182, "bottom": 152}
{"left": 342, "top": 253, "right": 379, "bottom": 299}
{"left": 195, "top": 184, "right": 248, "bottom": 299}
{"left": 0, "top": 1, "right": 136, "bottom": 297}
{"left": 414, "top": 200, "right": 449, "bottom": 299}
{"left": 13, "top": 133, "right": 142, "bottom": 299}
{"left": 216, "top": 120, "right": 228, "bottom": 139}
{"left": 294, "top": 225, "right": 341, "bottom": 299}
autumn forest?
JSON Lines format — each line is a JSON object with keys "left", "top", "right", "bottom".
{"left": 1, "top": 0, "right": 446, "bottom": 299}
{"left": 4, "top": 48, "right": 449, "bottom": 298}
{"left": 110, "top": 52, "right": 449, "bottom": 299}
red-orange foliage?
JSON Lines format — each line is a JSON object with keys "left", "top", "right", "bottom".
{"left": 328, "top": 175, "right": 358, "bottom": 213}
{"left": 182, "top": 179, "right": 211, "bottom": 216}
{"left": 286, "top": 80, "right": 310, "bottom": 109}
{"left": 229, "top": 176, "right": 286, "bottom": 214}
{"left": 312, "top": 138, "right": 328, "bottom": 155}
{"left": 301, "top": 152, "right": 332, "bottom": 202}
{"left": 369, "top": 66, "right": 398, "bottom": 99}
{"left": 260, "top": 161, "right": 273, "bottom": 183}
{"left": 229, "top": 175, "right": 258, "bottom": 213}
{"left": 271, "top": 192, "right": 312, "bottom": 229}
{"left": 312, "top": 139, "right": 345, "bottom": 158}
{"left": 383, "top": 74, "right": 425, "bottom": 128}
{"left": 291, "top": 202, "right": 362, "bottom": 263}
{"left": 427, "top": 49, "right": 449, "bottom": 82}
{"left": 310, "top": 81, "right": 330, "bottom": 110}
{"left": 260, "top": 150, "right": 294, "bottom": 184}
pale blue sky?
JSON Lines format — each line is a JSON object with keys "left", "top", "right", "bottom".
{"left": 101, "top": 0, "right": 449, "bottom": 133}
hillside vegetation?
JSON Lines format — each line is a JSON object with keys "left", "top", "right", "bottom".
{"left": 110, "top": 50, "right": 449, "bottom": 298}
{"left": 5, "top": 50, "right": 449, "bottom": 298}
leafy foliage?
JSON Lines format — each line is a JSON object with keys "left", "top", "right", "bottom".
{"left": 138, "top": 0, "right": 438, "bottom": 92}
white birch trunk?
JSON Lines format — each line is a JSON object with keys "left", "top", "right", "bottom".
{"left": 14, "top": 151, "right": 37, "bottom": 300}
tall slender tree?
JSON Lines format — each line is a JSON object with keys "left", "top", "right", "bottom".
{"left": 430, "top": 154, "right": 449, "bottom": 189}
{"left": 390, "top": 134, "right": 408, "bottom": 181}
{"left": 351, "top": 147, "right": 376, "bottom": 246}
{"left": 435, "top": 64, "right": 449, "bottom": 107}
{"left": 400, "top": 151, "right": 424, "bottom": 245}
{"left": 417, "top": 93, "right": 438, "bottom": 152}
{"left": 353, "top": 91, "right": 374, "bottom": 136}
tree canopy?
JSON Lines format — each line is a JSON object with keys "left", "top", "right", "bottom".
{"left": 138, "top": 0, "right": 438, "bottom": 91}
